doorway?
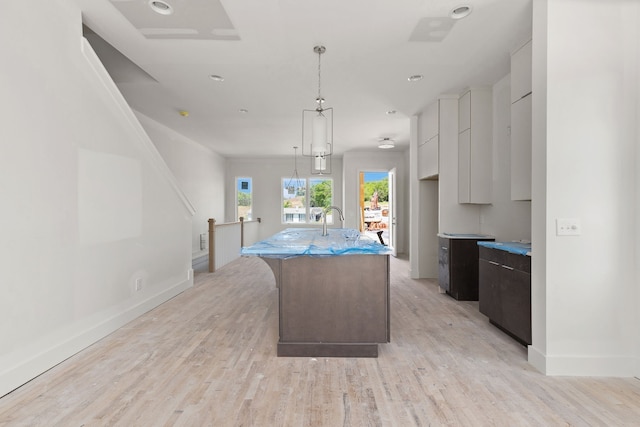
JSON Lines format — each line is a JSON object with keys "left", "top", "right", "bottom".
{"left": 359, "top": 170, "right": 396, "bottom": 255}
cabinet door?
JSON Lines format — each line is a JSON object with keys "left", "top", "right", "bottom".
{"left": 458, "top": 90, "right": 471, "bottom": 132}
{"left": 511, "top": 40, "right": 532, "bottom": 103}
{"left": 458, "top": 129, "right": 471, "bottom": 203}
{"left": 479, "top": 258, "right": 502, "bottom": 321}
{"left": 510, "top": 93, "right": 532, "bottom": 200}
{"left": 469, "top": 127, "right": 492, "bottom": 204}
{"left": 424, "top": 101, "right": 439, "bottom": 141}
{"left": 418, "top": 136, "right": 438, "bottom": 179}
{"left": 418, "top": 141, "right": 428, "bottom": 179}
{"left": 458, "top": 88, "right": 492, "bottom": 204}
{"left": 498, "top": 267, "right": 531, "bottom": 344}
{"left": 438, "top": 238, "right": 450, "bottom": 293}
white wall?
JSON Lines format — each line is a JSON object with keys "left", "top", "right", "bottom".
{"left": 225, "top": 156, "right": 344, "bottom": 240}
{"left": 138, "top": 113, "right": 226, "bottom": 259}
{"left": 636, "top": 2, "right": 640, "bottom": 379}
{"left": 0, "top": 0, "right": 193, "bottom": 396}
{"left": 479, "top": 75, "right": 532, "bottom": 241}
{"left": 342, "top": 151, "right": 408, "bottom": 254}
{"left": 530, "top": 0, "right": 639, "bottom": 376}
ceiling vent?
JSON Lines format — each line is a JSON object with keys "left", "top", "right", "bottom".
{"left": 108, "top": 0, "right": 240, "bottom": 40}
{"left": 408, "top": 17, "right": 456, "bottom": 42}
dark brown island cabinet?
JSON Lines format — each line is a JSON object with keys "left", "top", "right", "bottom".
{"left": 438, "top": 234, "right": 495, "bottom": 301}
{"left": 477, "top": 242, "right": 532, "bottom": 345}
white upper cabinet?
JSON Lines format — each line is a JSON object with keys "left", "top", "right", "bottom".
{"left": 418, "top": 101, "right": 440, "bottom": 180}
{"left": 511, "top": 94, "right": 532, "bottom": 200}
{"left": 511, "top": 39, "right": 532, "bottom": 103}
{"left": 510, "top": 39, "right": 532, "bottom": 200}
{"left": 418, "top": 136, "right": 439, "bottom": 180}
{"left": 423, "top": 101, "right": 439, "bottom": 142}
{"left": 458, "top": 88, "right": 492, "bottom": 204}
{"left": 458, "top": 90, "right": 471, "bottom": 132}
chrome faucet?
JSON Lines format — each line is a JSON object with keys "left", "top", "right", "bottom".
{"left": 322, "top": 206, "right": 344, "bottom": 236}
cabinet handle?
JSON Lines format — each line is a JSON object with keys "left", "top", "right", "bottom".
{"left": 501, "top": 265, "right": 514, "bottom": 271}
{"left": 488, "top": 261, "right": 500, "bottom": 266}
{"left": 441, "top": 247, "right": 448, "bottom": 251}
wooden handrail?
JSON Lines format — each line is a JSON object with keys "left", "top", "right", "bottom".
{"left": 208, "top": 218, "right": 216, "bottom": 273}
{"left": 240, "top": 217, "right": 245, "bottom": 248}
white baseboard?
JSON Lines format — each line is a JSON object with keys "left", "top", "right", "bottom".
{"left": 528, "top": 345, "right": 635, "bottom": 377}
{"left": 0, "top": 275, "right": 192, "bottom": 398}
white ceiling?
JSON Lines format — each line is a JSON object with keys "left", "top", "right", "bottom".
{"left": 74, "top": 0, "right": 532, "bottom": 158}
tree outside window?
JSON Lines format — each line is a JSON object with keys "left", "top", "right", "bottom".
{"left": 282, "top": 178, "right": 332, "bottom": 224}
{"left": 236, "top": 177, "right": 252, "bottom": 220}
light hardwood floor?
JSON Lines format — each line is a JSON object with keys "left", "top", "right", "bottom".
{"left": 1, "top": 255, "right": 639, "bottom": 426}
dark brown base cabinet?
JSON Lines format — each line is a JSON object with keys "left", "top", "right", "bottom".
{"left": 478, "top": 246, "right": 531, "bottom": 345}
{"left": 261, "top": 254, "right": 390, "bottom": 358}
{"left": 438, "top": 235, "right": 494, "bottom": 301}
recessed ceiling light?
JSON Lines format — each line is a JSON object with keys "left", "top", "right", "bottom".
{"left": 209, "top": 74, "right": 224, "bottom": 82}
{"left": 386, "top": 110, "right": 397, "bottom": 115}
{"left": 239, "top": 109, "right": 248, "bottom": 114}
{"left": 408, "top": 75, "right": 423, "bottom": 82}
{"left": 149, "top": 0, "right": 173, "bottom": 15}
{"left": 179, "top": 110, "right": 189, "bottom": 117}
{"left": 450, "top": 5, "right": 472, "bottom": 19}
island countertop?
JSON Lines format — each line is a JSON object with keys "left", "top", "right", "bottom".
{"left": 240, "top": 228, "right": 390, "bottom": 257}
{"left": 477, "top": 240, "right": 532, "bottom": 256}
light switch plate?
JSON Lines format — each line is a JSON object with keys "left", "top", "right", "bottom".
{"left": 556, "top": 218, "right": 581, "bottom": 236}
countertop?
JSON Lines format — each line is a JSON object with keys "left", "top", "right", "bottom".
{"left": 437, "top": 232, "right": 494, "bottom": 240}
{"left": 477, "top": 241, "right": 532, "bottom": 256}
{"left": 240, "top": 228, "right": 390, "bottom": 258}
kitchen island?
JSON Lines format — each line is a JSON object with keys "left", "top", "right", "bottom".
{"left": 241, "top": 228, "right": 390, "bottom": 357}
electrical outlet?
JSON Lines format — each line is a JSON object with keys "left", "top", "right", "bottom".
{"left": 135, "top": 278, "right": 143, "bottom": 291}
{"left": 556, "top": 218, "right": 581, "bottom": 236}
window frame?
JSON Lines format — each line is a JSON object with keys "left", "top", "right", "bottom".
{"left": 281, "top": 177, "right": 333, "bottom": 225}
{"left": 235, "top": 177, "right": 253, "bottom": 221}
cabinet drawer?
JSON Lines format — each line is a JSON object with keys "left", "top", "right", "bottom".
{"left": 479, "top": 246, "right": 530, "bottom": 273}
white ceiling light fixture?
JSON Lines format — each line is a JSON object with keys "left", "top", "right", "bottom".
{"left": 148, "top": 0, "right": 173, "bottom": 15}
{"left": 378, "top": 138, "right": 395, "bottom": 149}
{"left": 408, "top": 74, "right": 423, "bottom": 82}
{"left": 209, "top": 74, "right": 224, "bottom": 81}
{"left": 450, "top": 5, "right": 473, "bottom": 20}
{"left": 302, "top": 46, "right": 333, "bottom": 175}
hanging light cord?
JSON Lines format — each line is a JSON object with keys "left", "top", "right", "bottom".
{"left": 315, "top": 46, "right": 325, "bottom": 112}
{"left": 317, "top": 49, "right": 322, "bottom": 109}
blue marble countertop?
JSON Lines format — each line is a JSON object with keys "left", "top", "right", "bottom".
{"left": 241, "top": 228, "right": 391, "bottom": 257}
{"left": 477, "top": 241, "right": 532, "bottom": 256}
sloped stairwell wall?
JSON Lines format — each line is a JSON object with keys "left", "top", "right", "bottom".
{"left": 0, "top": 0, "right": 194, "bottom": 396}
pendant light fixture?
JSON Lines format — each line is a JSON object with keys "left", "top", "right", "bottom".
{"left": 302, "top": 45, "right": 333, "bottom": 175}
{"left": 285, "top": 146, "right": 303, "bottom": 195}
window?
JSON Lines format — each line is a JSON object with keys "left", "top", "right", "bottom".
{"left": 236, "top": 177, "right": 252, "bottom": 221}
{"left": 282, "top": 177, "right": 333, "bottom": 224}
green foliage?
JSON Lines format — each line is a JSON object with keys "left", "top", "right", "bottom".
{"left": 283, "top": 200, "right": 292, "bottom": 208}
{"left": 238, "top": 191, "right": 252, "bottom": 207}
{"left": 364, "top": 178, "right": 388, "bottom": 202}
{"left": 310, "top": 180, "right": 332, "bottom": 208}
